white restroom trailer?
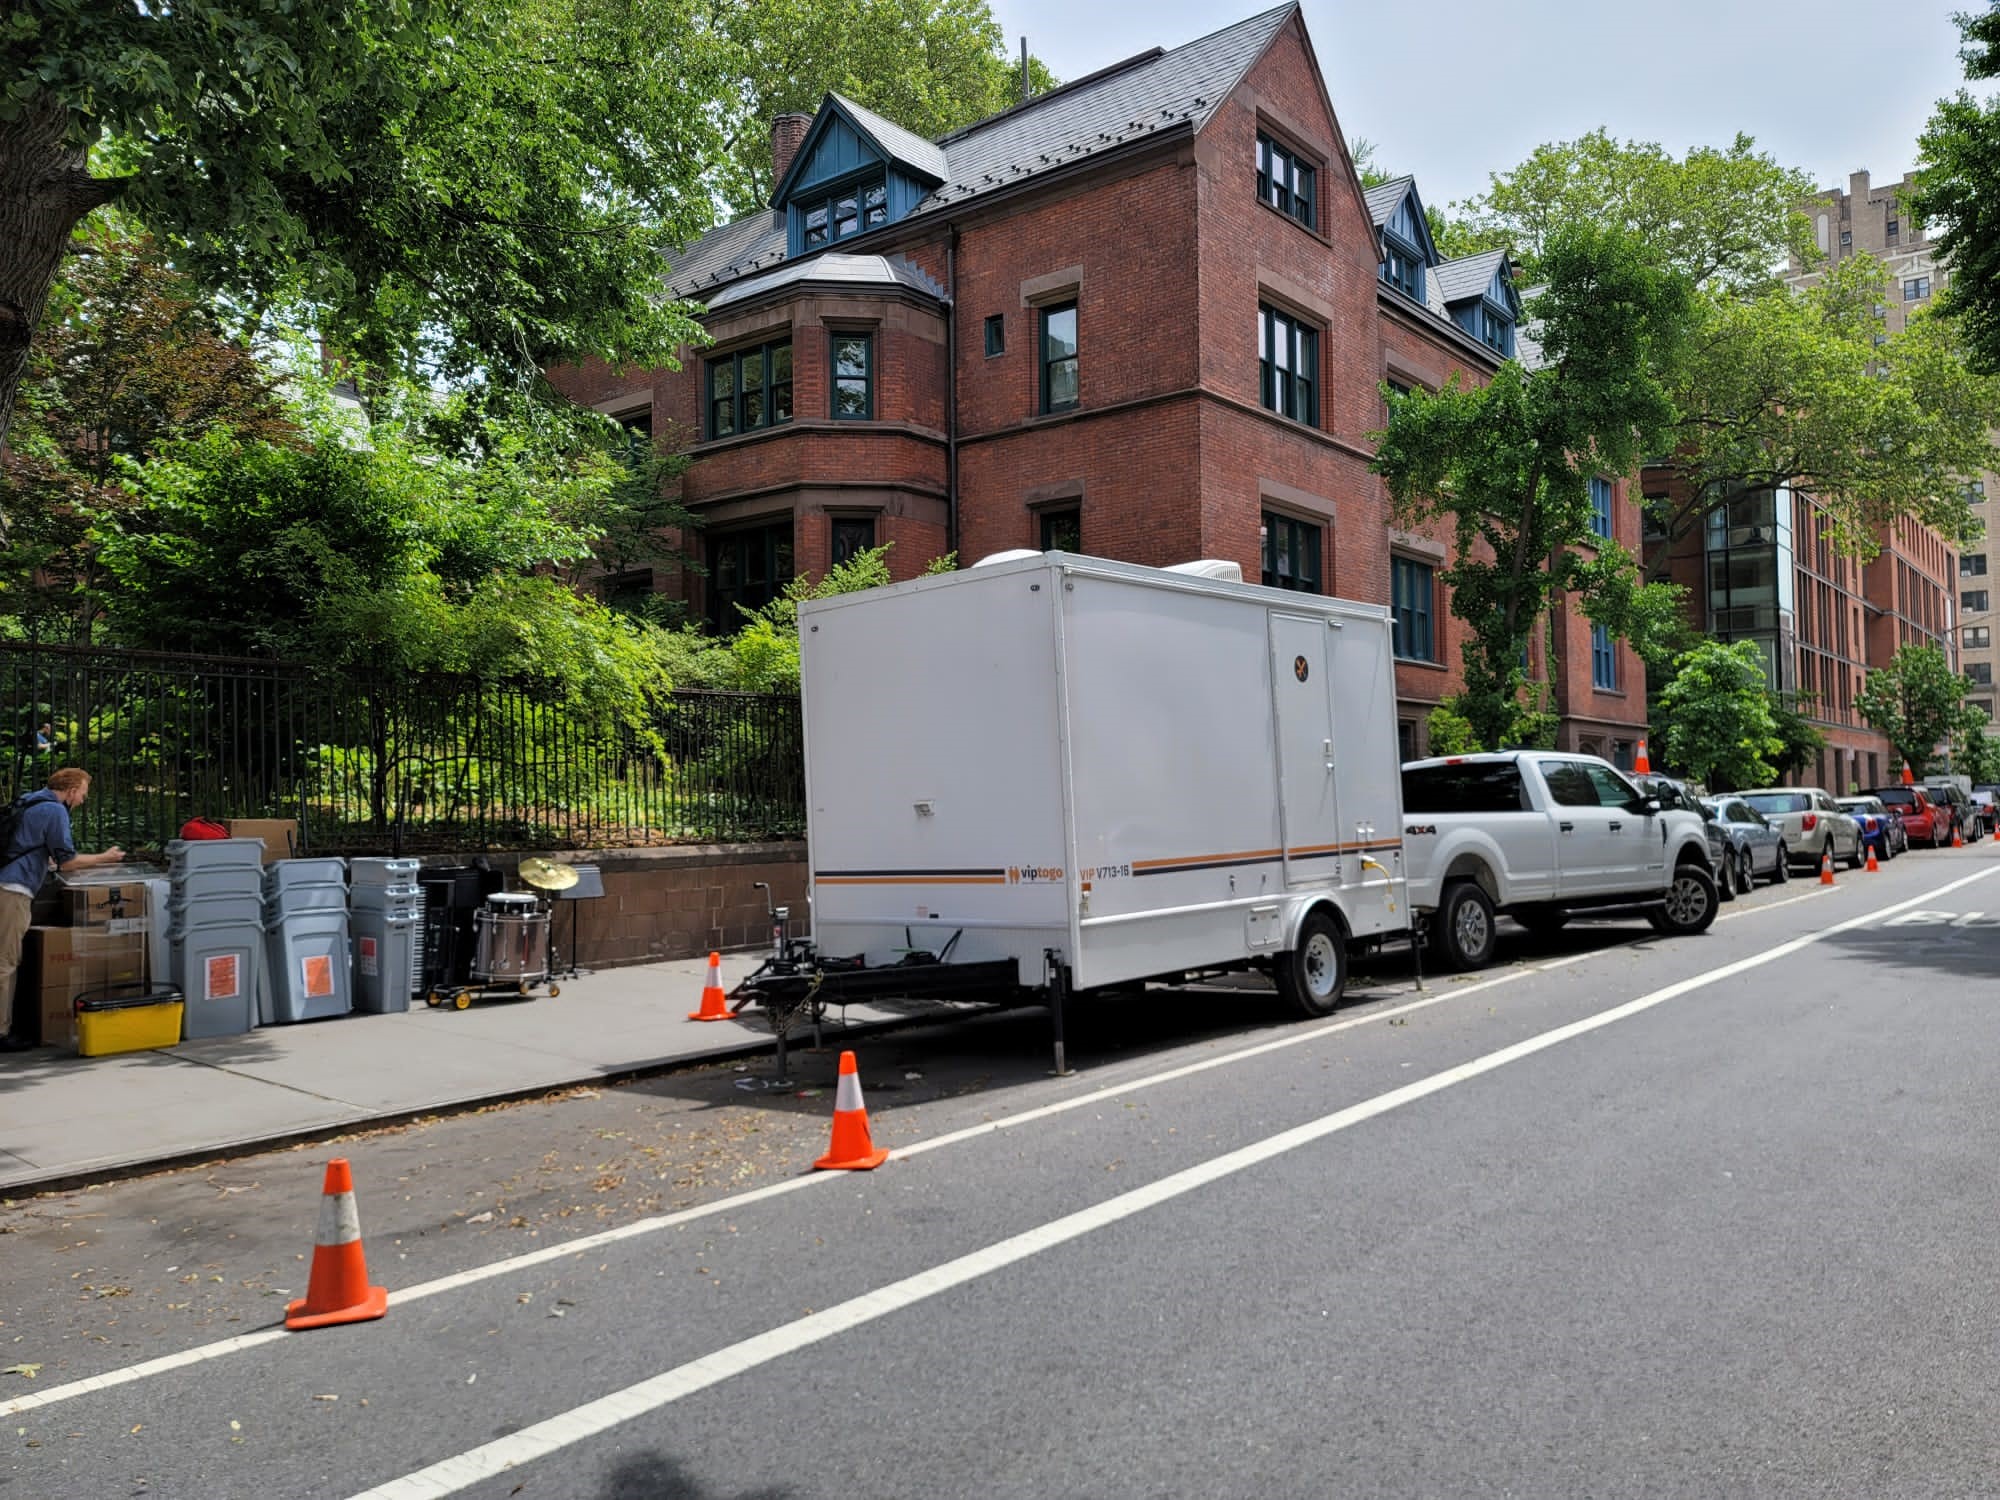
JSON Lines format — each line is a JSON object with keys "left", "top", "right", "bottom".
{"left": 741, "top": 551, "right": 1410, "bottom": 1069}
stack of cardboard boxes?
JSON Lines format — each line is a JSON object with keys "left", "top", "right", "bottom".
{"left": 21, "top": 878, "right": 153, "bottom": 1050}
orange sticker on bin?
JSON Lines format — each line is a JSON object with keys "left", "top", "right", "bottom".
{"left": 205, "top": 954, "right": 239, "bottom": 1001}
{"left": 301, "top": 954, "right": 335, "bottom": 999}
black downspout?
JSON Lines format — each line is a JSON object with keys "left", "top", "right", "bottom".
{"left": 946, "top": 227, "right": 959, "bottom": 561}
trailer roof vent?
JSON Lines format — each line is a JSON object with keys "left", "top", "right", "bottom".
{"left": 973, "top": 549, "right": 1045, "bottom": 567}
{"left": 1163, "top": 559, "right": 1243, "bottom": 582}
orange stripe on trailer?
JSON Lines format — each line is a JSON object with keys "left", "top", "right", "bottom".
{"left": 1131, "top": 848, "right": 1282, "bottom": 871}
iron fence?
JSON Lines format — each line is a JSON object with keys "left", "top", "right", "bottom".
{"left": 0, "top": 641, "right": 804, "bottom": 854}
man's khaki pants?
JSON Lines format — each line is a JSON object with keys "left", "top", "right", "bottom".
{"left": 0, "top": 888, "right": 32, "bottom": 1038}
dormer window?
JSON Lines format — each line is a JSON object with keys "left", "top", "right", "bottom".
{"left": 1460, "top": 303, "right": 1513, "bottom": 356}
{"left": 1383, "top": 242, "right": 1424, "bottom": 299}
{"left": 800, "top": 177, "right": 887, "bottom": 250}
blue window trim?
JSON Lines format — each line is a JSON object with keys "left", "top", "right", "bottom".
{"left": 1589, "top": 476, "right": 1613, "bottom": 540}
{"left": 794, "top": 171, "right": 889, "bottom": 253}
{"left": 1591, "top": 623, "right": 1619, "bottom": 690}
{"left": 1392, "top": 556, "right": 1437, "bottom": 662}
{"left": 1381, "top": 233, "right": 1426, "bottom": 300}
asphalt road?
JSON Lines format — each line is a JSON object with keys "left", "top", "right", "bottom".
{"left": 7, "top": 842, "right": 2000, "bottom": 1499}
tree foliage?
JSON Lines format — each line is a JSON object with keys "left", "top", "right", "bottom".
{"left": 1, "top": 0, "right": 730, "bottom": 473}
{"left": 90, "top": 384, "right": 674, "bottom": 728}
{"left": 1454, "top": 129, "right": 1999, "bottom": 569}
{"left": 1654, "top": 640, "right": 1785, "bottom": 790}
{"left": 1856, "top": 642, "right": 1981, "bottom": 777}
{"left": 1448, "top": 129, "right": 1818, "bottom": 292}
{"left": 0, "top": 233, "right": 298, "bottom": 636}
{"left": 1911, "top": 2, "right": 2000, "bottom": 375}
{"left": 1767, "top": 694, "right": 1828, "bottom": 781}
{"left": 711, "top": 0, "right": 1055, "bottom": 213}
{"left": 1372, "top": 223, "right": 1692, "bottom": 751}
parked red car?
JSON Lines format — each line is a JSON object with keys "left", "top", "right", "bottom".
{"left": 1869, "top": 785, "right": 1948, "bottom": 847}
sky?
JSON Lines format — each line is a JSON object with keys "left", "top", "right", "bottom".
{"left": 986, "top": 0, "right": 1978, "bottom": 210}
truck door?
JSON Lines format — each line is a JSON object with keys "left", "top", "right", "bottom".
{"left": 1537, "top": 757, "right": 1622, "bottom": 896}
{"left": 1269, "top": 613, "right": 1340, "bottom": 888}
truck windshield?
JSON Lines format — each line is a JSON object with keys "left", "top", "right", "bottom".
{"left": 1402, "top": 762, "right": 1528, "bottom": 813}
{"left": 1742, "top": 792, "right": 1809, "bottom": 815}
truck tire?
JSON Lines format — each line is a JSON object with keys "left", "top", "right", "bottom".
{"left": 1431, "top": 880, "right": 1497, "bottom": 971}
{"left": 1275, "top": 909, "right": 1346, "bottom": 1019}
{"left": 1647, "top": 861, "right": 1719, "bottom": 937}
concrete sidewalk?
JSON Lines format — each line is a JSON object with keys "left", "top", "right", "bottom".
{"left": 0, "top": 953, "right": 939, "bottom": 1193}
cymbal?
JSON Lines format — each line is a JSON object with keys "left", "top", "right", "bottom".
{"left": 517, "top": 857, "right": 579, "bottom": 891}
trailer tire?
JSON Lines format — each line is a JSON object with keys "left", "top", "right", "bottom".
{"left": 1275, "top": 910, "right": 1347, "bottom": 1019}
{"left": 1430, "top": 880, "right": 1497, "bottom": 971}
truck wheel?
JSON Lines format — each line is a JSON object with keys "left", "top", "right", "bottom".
{"left": 1431, "top": 880, "right": 1497, "bottom": 971}
{"left": 1648, "top": 862, "right": 1718, "bottom": 937}
{"left": 1275, "top": 909, "right": 1346, "bottom": 1019}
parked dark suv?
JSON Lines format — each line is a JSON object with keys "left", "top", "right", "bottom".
{"left": 1924, "top": 781, "right": 1976, "bottom": 842}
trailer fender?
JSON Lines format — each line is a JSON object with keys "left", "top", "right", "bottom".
{"left": 1271, "top": 895, "right": 1352, "bottom": 955}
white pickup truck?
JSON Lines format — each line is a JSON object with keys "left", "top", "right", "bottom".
{"left": 1401, "top": 751, "right": 1721, "bottom": 971}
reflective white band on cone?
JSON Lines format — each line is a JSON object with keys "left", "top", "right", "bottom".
{"left": 317, "top": 1191, "right": 363, "bottom": 1247}
{"left": 834, "top": 1069, "right": 865, "bottom": 1114}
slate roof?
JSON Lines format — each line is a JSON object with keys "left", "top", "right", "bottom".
{"left": 704, "top": 253, "right": 948, "bottom": 311}
{"left": 666, "top": 3, "right": 1297, "bottom": 301}
{"left": 1431, "top": 248, "right": 1510, "bottom": 305}
{"left": 828, "top": 93, "right": 950, "bottom": 184}
{"left": 1362, "top": 175, "right": 1415, "bottom": 228}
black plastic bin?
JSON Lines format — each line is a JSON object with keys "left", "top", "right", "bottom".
{"left": 418, "top": 865, "right": 502, "bottom": 992}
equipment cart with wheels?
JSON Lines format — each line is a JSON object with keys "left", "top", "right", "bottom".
{"left": 425, "top": 890, "right": 564, "bottom": 1009}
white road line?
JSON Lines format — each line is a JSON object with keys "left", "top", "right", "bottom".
{"left": 0, "top": 866, "right": 1926, "bottom": 1420}
{"left": 347, "top": 860, "right": 2000, "bottom": 1500}
{"left": 1718, "top": 888, "right": 1827, "bottom": 920}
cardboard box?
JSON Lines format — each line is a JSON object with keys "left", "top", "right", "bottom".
{"left": 62, "top": 880, "right": 150, "bottom": 931}
{"left": 226, "top": 819, "right": 298, "bottom": 865}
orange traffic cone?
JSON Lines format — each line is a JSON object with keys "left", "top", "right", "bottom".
{"left": 1634, "top": 738, "right": 1651, "bottom": 775}
{"left": 1991, "top": 821, "right": 1999, "bottom": 844}
{"left": 1820, "top": 848, "right": 1836, "bottom": 885}
{"left": 286, "top": 1159, "right": 387, "bottom": 1331}
{"left": 1866, "top": 843, "right": 1880, "bottom": 873}
{"left": 814, "top": 1050, "right": 889, "bottom": 1171}
{"left": 1954, "top": 824, "right": 1965, "bottom": 848}
{"left": 688, "top": 951, "right": 730, "bottom": 1022}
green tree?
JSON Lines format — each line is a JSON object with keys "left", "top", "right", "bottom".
{"left": 0, "top": 233, "right": 298, "bottom": 637}
{"left": 1910, "top": 2, "right": 2000, "bottom": 374}
{"left": 0, "top": 0, "right": 728, "bottom": 471}
{"left": 1957, "top": 716, "right": 2000, "bottom": 784}
{"left": 1449, "top": 128, "right": 1817, "bottom": 291}
{"left": 1857, "top": 642, "right": 1979, "bottom": 777}
{"left": 1454, "top": 130, "right": 1999, "bottom": 567}
{"left": 1424, "top": 703, "right": 1483, "bottom": 755}
{"left": 1373, "top": 222, "right": 1691, "bottom": 751}
{"left": 1767, "top": 693, "right": 1828, "bottom": 782}
{"left": 1654, "top": 640, "right": 1785, "bottom": 790}
{"left": 712, "top": 0, "right": 1056, "bottom": 212}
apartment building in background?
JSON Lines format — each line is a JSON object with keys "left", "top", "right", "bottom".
{"left": 548, "top": 2, "right": 1649, "bottom": 762}
{"left": 1790, "top": 169, "right": 1996, "bottom": 724}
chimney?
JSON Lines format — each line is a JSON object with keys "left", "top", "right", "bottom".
{"left": 771, "top": 113, "right": 813, "bottom": 190}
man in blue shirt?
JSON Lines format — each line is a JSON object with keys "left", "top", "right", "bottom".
{"left": 1, "top": 768, "right": 124, "bottom": 1051}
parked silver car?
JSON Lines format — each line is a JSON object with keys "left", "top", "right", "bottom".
{"left": 1738, "top": 787, "right": 1864, "bottom": 871}
{"left": 1701, "top": 796, "right": 1790, "bottom": 888}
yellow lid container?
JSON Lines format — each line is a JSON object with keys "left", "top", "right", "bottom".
{"left": 75, "top": 991, "right": 185, "bottom": 1057}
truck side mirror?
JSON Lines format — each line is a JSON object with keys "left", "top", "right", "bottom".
{"left": 1631, "top": 795, "right": 1662, "bottom": 816}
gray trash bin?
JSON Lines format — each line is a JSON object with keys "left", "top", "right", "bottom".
{"left": 352, "top": 909, "right": 418, "bottom": 1012}
{"left": 171, "top": 919, "right": 263, "bottom": 1038}
{"left": 262, "top": 909, "right": 352, "bottom": 1023}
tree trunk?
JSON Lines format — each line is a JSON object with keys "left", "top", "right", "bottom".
{"left": 0, "top": 90, "right": 122, "bottom": 526}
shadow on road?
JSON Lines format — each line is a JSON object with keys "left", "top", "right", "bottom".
{"left": 1815, "top": 911, "right": 2000, "bottom": 983}
{"left": 596, "top": 1451, "right": 796, "bottom": 1500}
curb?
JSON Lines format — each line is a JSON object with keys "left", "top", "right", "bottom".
{"left": 0, "top": 1011, "right": 941, "bottom": 1201}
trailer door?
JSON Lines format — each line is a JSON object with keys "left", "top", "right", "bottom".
{"left": 1269, "top": 612, "right": 1341, "bottom": 887}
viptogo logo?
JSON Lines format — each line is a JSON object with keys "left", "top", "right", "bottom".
{"left": 1008, "top": 865, "right": 1065, "bottom": 884}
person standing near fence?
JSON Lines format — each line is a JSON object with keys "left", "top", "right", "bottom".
{"left": 0, "top": 768, "right": 124, "bottom": 1052}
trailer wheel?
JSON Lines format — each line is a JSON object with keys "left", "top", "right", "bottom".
{"left": 1275, "top": 910, "right": 1347, "bottom": 1019}
{"left": 1430, "top": 880, "right": 1497, "bottom": 971}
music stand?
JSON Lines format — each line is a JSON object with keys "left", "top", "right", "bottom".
{"left": 551, "top": 864, "right": 604, "bottom": 979}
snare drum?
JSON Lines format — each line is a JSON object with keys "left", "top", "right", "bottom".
{"left": 472, "top": 893, "right": 550, "bottom": 984}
